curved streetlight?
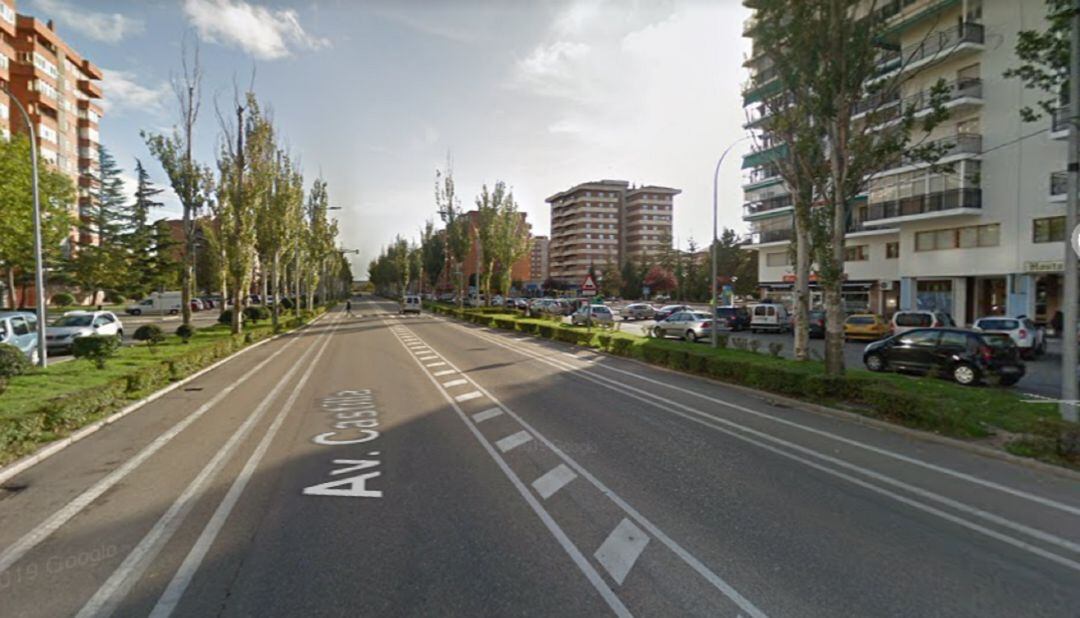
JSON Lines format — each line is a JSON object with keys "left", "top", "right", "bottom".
{"left": 711, "top": 135, "right": 752, "bottom": 348}
{"left": 0, "top": 84, "right": 47, "bottom": 366}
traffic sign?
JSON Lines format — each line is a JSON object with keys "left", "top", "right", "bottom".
{"left": 581, "top": 274, "right": 597, "bottom": 296}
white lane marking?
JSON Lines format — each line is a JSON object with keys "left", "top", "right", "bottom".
{"left": 461, "top": 325, "right": 1080, "bottom": 571}
{"left": 454, "top": 391, "right": 483, "bottom": 403}
{"left": 76, "top": 320, "right": 337, "bottom": 618}
{"left": 383, "top": 324, "right": 631, "bottom": 618}
{"left": 433, "top": 369, "right": 457, "bottom": 377}
{"left": 148, "top": 320, "right": 339, "bottom": 618}
{"left": 495, "top": 430, "right": 533, "bottom": 453}
{"left": 419, "top": 355, "right": 438, "bottom": 361}
{"left": 425, "top": 361, "right": 447, "bottom": 367}
{"left": 442, "top": 379, "right": 468, "bottom": 388}
{"left": 501, "top": 328, "right": 1080, "bottom": 518}
{"left": 472, "top": 408, "right": 504, "bottom": 423}
{"left": 533, "top": 464, "right": 577, "bottom": 500}
{"left": 595, "top": 518, "right": 650, "bottom": 586}
{"left": 0, "top": 329, "right": 307, "bottom": 577}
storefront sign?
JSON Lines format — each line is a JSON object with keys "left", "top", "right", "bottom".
{"left": 1024, "top": 260, "right": 1064, "bottom": 273}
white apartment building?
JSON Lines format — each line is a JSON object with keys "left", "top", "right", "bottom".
{"left": 741, "top": 0, "right": 1067, "bottom": 326}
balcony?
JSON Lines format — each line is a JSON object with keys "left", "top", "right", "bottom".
{"left": 875, "top": 23, "right": 984, "bottom": 78}
{"left": 741, "top": 142, "right": 788, "bottom": 169}
{"left": 1049, "top": 171, "right": 1075, "bottom": 201}
{"left": 749, "top": 228, "right": 794, "bottom": 245}
{"left": 77, "top": 79, "right": 102, "bottom": 99}
{"left": 743, "top": 165, "right": 782, "bottom": 188}
{"left": 879, "top": 132, "right": 982, "bottom": 174}
{"left": 878, "top": 0, "right": 961, "bottom": 36}
{"left": 855, "top": 78, "right": 983, "bottom": 124}
{"left": 743, "top": 193, "right": 793, "bottom": 219}
{"left": 866, "top": 187, "right": 981, "bottom": 223}
{"left": 1051, "top": 106, "right": 1071, "bottom": 139}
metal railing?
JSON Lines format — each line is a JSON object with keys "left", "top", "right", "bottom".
{"left": 751, "top": 228, "right": 794, "bottom": 244}
{"left": 866, "top": 187, "right": 982, "bottom": 221}
{"left": 891, "top": 132, "right": 982, "bottom": 168}
{"left": 888, "top": 23, "right": 984, "bottom": 70}
{"left": 743, "top": 193, "right": 793, "bottom": 216}
{"left": 855, "top": 77, "right": 983, "bottom": 120}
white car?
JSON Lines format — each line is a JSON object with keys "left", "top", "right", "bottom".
{"left": 890, "top": 310, "right": 955, "bottom": 335}
{"left": 972, "top": 316, "right": 1045, "bottom": 359}
{"left": 45, "top": 311, "right": 124, "bottom": 352}
{"left": 401, "top": 295, "right": 422, "bottom": 315}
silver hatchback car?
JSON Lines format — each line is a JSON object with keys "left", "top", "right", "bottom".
{"left": 571, "top": 304, "right": 616, "bottom": 326}
{"left": 652, "top": 311, "right": 714, "bottom": 342}
{"left": 623, "top": 303, "right": 656, "bottom": 321}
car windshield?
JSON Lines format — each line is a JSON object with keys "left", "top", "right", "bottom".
{"left": 978, "top": 319, "right": 1019, "bottom": 331}
{"left": 847, "top": 316, "right": 874, "bottom": 325}
{"left": 895, "top": 313, "right": 932, "bottom": 327}
{"left": 691, "top": 312, "right": 711, "bottom": 320}
{"left": 52, "top": 315, "right": 93, "bottom": 327}
{"left": 983, "top": 333, "right": 1016, "bottom": 349}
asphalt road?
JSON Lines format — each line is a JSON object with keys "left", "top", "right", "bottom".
{"left": 0, "top": 298, "right": 1078, "bottom": 616}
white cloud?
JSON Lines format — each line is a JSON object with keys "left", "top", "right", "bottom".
{"left": 100, "top": 69, "right": 170, "bottom": 115}
{"left": 182, "top": 0, "right": 329, "bottom": 60}
{"left": 514, "top": 41, "right": 592, "bottom": 99}
{"left": 31, "top": 0, "right": 144, "bottom": 43}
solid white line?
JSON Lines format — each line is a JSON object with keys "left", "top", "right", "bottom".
{"left": 383, "top": 324, "right": 631, "bottom": 618}
{"left": 433, "top": 369, "right": 457, "bottom": 377}
{"left": 472, "top": 407, "right": 504, "bottom": 423}
{"left": 533, "top": 464, "right": 577, "bottom": 500}
{"left": 442, "top": 379, "right": 468, "bottom": 388}
{"left": 149, "top": 319, "right": 338, "bottom": 618}
{"left": 595, "top": 518, "right": 650, "bottom": 585}
{"left": 495, "top": 430, "right": 533, "bottom": 453}
{"left": 425, "top": 361, "right": 447, "bottom": 367}
{"left": 76, "top": 320, "right": 337, "bottom": 618}
{"left": 454, "top": 391, "right": 483, "bottom": 403}
{"left": 461, "top": 325, "right": 1080, "bottom": 571}
{"left": 0, "top": 328, "right": 309, "bottom": 577}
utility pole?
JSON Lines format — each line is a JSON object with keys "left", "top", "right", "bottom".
{"left": 711, "top": 137, "right": 749, "bottom": 348}
{"left": 1064, "top": 2, "right": 1080, "bottom": 422}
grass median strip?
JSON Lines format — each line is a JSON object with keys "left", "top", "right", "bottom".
{"left": 425, "top": 302, "right": 1078, "bottom": 470}
{"left": 0, "top": 311, "right": 324, "bottom": 467}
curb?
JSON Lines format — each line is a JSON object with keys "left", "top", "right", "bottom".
{"left": 436, "top": 312, "right": 1080, "bottom": 481}
{"left": 0, "top": 313, "right": 328, "bottom": 486}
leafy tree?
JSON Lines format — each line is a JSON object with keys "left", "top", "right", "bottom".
{"left": 1003, "top": 0, "right": 1072, "bottom": 121}
{"left": 117, "top": 159, "right": 166, "bottom": 298}
{"left": 489, "top": 189, "right": 531, "bottom": 299}
{"left": 619, "top": 259, "right": 641, "bottom": 299}
{"left": 420, "top": 220, "right": 446, "bottom": 291}
{"left": 473, "top": 182, "right": 507, "bottom": 302}
{"left": 600, "top": 259, "right": 622, "bottom": 297}
{"left": 436, "top": 158, "right": 470, "bottom": 306}
{"left": 69, "top": 145, "right": 128, "bottom": 302}
{"left": 643, "top": 265, "right": 676, "bottom": 296}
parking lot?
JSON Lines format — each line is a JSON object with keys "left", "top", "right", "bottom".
{"left": 46, "top": 310, "right": 222, "bottom": 364}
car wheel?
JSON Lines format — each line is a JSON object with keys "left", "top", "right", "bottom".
{"left": 116, "top": 330, "right": 123, "bottom": 342}
{"left": 652, "top": 326, "right": 663, "bottom": 338}
{"left": 952, "top": 363, "right": 979, "bottom": 386}
{"left": 864, "top": 353, "right": 885, "bottom": 372}
{"left": 685, "top": 330, "right": 697, "bottom": 343}
{"left": 131, "top": 309, "right": 142, "bottom": 316}
{"left": 169, "top": 309, "right": 179, "bottom": 315}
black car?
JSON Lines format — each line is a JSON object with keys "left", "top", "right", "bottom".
{"left": 714, "top": 306, "right": 750, "bottom": 331}
{"left": 863, "top": 328, "right": 1024, "bottom": 386}
{"left": 807, "top": 310, "right": 826, "bottom": 339}
{"left": 654, "top": 304, "right": 691, "bottom": 322}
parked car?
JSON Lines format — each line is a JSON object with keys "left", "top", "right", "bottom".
{"left": 0, "top": 311, "right": 39, "bottom": 363}
{"left": 622, "top": 303, "right": 656, "bottom": 321}
{"left": 972, "top": 316, "right": 1046, "bottom": 359}
{"left": 46, "top": 311, "right": 124, "bottom": 353}
{"left": 514, "top": 298, "right": 529, "bottom": 310}
{"left": 125, "top": 291, "right": 182, "bottom": 316}
{"left": 863, "top": 328, "right": 1024, "bottom": 386}
{"left": 749, "top": 303, "right": 791, "bottom": 333}
{"left": 714, "top": 306, "right": 750, "bottom": 331}
{"left": 491, "top": 295, "right": 505, "bottom": 307}
{"left": 437, "top": 292, "right": 456, "bottom": 302}
{"left": 654, "top": 304, "right": 691, "bottom": 322}
{"left": 653, "top": 311, "right": 714, "bottom": 342}
{"left": 199, "top": 297, "right": 216, "bottom": 309}
{"left": 190, "top": 299, "right": 204, "bottom": 312}
{"left": 571, "top": 304, "right": 616, "bottom": 326}
{"left": 890, "top": 310, "right": 955, "bottom": 335}
{"left": 844, "top": 313, "right": 891, "bottom": 341}
{"left": 807, "top": 310, "right": 826, "bottom": 339}
{"left": 401, "top": 295, "right": 422, "bottom": 315}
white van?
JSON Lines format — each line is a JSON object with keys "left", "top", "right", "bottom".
{"left": 401, "top": 295, "right": 422, "bottom": 314}
{"left": 749, "top": 303, "right": 792, "bottom": 333}
{"left": 125, "top": 291, "right": 183, "bottom": 316}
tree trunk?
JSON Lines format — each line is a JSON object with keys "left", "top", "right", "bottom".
{"left": 5, "top": 267, "right": 15, "bottom": 309}
{"left": 231, "top": 284, "right": 243, "bottom": 334}
{"left": 271, "top": 251, "right": 280, "bottom": 328}
{"left": 793, "top": 222, "right": 811, "bottom": 361}
{"left": 825, "top": 112, "right": 849, "bottom": 377}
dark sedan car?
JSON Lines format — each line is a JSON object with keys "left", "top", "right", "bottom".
{"left": 807, "top": 310, "right": 825, "bottom": 339}
{"left": 863, "top": 328, "right": 1024, "bottom": 386}
{"left": 714, "top": 306, "right": 750, "bottom": 331}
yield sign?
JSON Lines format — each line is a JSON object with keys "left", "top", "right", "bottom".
{"left": 581, "top": 274, "right": 598, "bottom": 295}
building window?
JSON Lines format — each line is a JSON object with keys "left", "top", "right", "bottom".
{"left": 1034, "top": 216, "right": 1066, "bottom": 243}
{"left": 886, "top": 241, "right": 899, "bottom": 259}
{"left": 914, "top": 223, "right": 1000, "bottom": 251}
{"left": 765, "top": 251, "right": 790, "bottom": 267}
{"left": 0, "top": 2, "right": 14, "bottom": 24}
{"left": 844, "top": 245, "right": 869, "bottom": 261}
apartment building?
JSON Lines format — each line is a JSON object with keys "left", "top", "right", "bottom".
{"left": 1, "top": 1, "right": 103, "bottom": 250}
{"left": 457, "top": 209, "right": 533, "bottom": 291}
{"left": 741, "top": 0, "right": 1069, "bottom": 326}
{"left": 546, "top": 179, "right": 680, "bottom": 284}
{"left": 529, "top": 235, "right": 550, "bottom": 284}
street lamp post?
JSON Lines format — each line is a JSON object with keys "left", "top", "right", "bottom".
{"left": 2, "top": 84, "right": 48, "bottom": 366}
{"left": 711, "top": 136, "right": 751, "bottom": 348}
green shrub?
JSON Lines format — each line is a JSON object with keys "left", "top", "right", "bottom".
{"left": 716, "top": 334, "right": 729, "bottom": 349}
{"left": 493, "top": 318, "right": 516, "bottom": 330}
{"left": 0, "top": 344, "right": 31, "bottom": 379}
{"left": 749, "top": 340, "right": 762, "bottom": 354}
{"left": 611, "top": 338, "right": 634, "bottom": 356}
{"left": 218, "top": 309, "right": 243, "bottom": 326}
{"left": 244, "top": 305, "right": 271, "bottom": 323}
{"left": 768, "top": 342, "right": 783, "bottom": 357}
{"left": 72, "top": 335, "right": 121, "bottom": 369}
{"left": 176, "top": 323, "right": 196, "bottom": 343}
{"left": 51, "top": 292, "right": 76, "bottom": 306}
{"left": 104, "top": 290, "right": 126, "bottom": 304}
{"left": 597, "top": 334, "right": 613, "bottom": 349}
{"left": 538, "top": 324, "right": 556, "bottom": 339}
{"left": 133, "top": 324, "right": 166, "bottom": 354}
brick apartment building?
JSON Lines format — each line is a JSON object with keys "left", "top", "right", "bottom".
{"left": 452, "top": 210, "right": 532, "bottom": 292}
{"left": 529, "top": 235, "right": 549, "bottom": 285}
{"left": 1, "top": 0, "right": 104, "bottom": 250}
{"left": 546, "top": 180, "right": 680, "bottom": 285}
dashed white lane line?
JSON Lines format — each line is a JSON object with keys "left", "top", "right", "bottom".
{"left": 419, "top": 355, "right": 439, "bottom": 361}
{"left": 425, "top": 361, "right": 447, "bottom": 367}
{"left": 595, "top": 519, "right": 650, "bottom": 586}
{"left": 495, "top": 430, "right": 533, "bottom": 453}
{"left": 442, "top": 379, "right": 468, "bottom": 388}
{"left": 472, "top": 407, "right": 504, "bottom": 423}
{"left": 532, "top": 464, "right": 577, "bottom": 500}
{"left": 454, "top": 391, "right": 483, "bottom": 403}
{"left": 433, "top": 369, "right": 457, "bottom": 377}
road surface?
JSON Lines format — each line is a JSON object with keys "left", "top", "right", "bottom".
{"left": 0, "top": 298, "right": 1077, "bottom": 616}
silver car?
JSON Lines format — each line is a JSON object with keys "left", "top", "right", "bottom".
{"left": 571, "top": 304, "right": 616, "bottom": 326}
{"left": 623, "top": 303, "right": 656, "bottom": 321}
{"left": 45, "top": 311, "right": 124, "bottom": 352}
{"left": 652, "top": 311, "right": 714, "bottom": 342}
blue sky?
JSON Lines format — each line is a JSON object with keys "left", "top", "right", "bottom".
{"left": 28, "top": 0, "right": 752, "bottom": 272}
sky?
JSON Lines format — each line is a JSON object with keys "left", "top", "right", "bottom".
{"left": 26, "top": 0, "right": 754, "bottom": 275}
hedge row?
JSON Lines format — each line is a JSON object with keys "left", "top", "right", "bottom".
{"left": 0, "top": 308, "right": 326, "bottom": 466}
